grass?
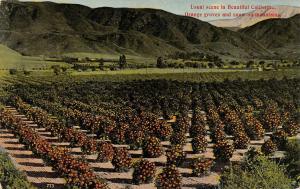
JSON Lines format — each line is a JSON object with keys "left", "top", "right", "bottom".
{"left": 0, "top": 46, "right": 154, "bottom": 70}
{"left": 70, "top": 68, "right": 246, "bottom": 76}
{"left": 66, "top": 68, "right": 300, "bottom": 83}
{"left": 3, "top": 68, "right": 298, "bottom": 85}
{"left": 1, "top": 45, "right": 298, "bottom": 71}
{"left": 0, "top": 71, "right": 8, "bottom": 77}
{"left": 0, "top": 45, "right": 299, "bottom": 83}
{"left": 0, "top": 58, "right": 69, "bottom": 70}
{"left": 0, "top": 45, "right": 69, "bottom": 70}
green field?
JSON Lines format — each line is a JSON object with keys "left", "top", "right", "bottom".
{"left": 71, "top": 68, "right": 246, "bottom": 75}
{"left": 0, "top": 45, "right": 69, "bottom": 70}
{"left": 1, "top": 68, "right": 299, "bottom": 86}
{"left": 0, "top": 43, "right": 299, "bottom": 84}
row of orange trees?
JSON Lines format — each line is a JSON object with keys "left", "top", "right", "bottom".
{"left": 0, "top": 109, "right": 107, "bottom": 189}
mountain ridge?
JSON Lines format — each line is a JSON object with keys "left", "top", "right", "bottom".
{"left": 209, "top": 5, "right": 300, "bottom": 29}
{"left": 0, "top": 1, "right": 272, "bottom": 58}
{"left": 239, "top": 14, "right": 300, "bottom": 58}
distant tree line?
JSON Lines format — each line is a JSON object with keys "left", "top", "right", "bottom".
{"left": 9, "top": 69, "right": 31, "bottom": 76}
{"left": 157, "top": 56, "right": 224, "bottom": 69}
{"left": 168, "top": 52, "right": 206, "bottom": 60}
{"left": 67, "top": 54, "right": 128, "bottom": 71}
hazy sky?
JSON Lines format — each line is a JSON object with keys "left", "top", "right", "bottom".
{"left": 19, "top": 0, "right": 300, "bottom": 21}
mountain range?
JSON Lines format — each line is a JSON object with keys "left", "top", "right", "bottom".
{"left": 0, "top": 1, "right": 299, "bottom": 59}
{"left": 209, "top": 5, "right": 300, "bottom": 30}
{"left": 240, "top": 14, "right": 300, "bottom": 59}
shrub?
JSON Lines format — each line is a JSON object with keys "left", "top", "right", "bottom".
{"left": 189, "top": 123, "right": 206, "bottom": 138}
{"left": 213, "top": 140, "right": 234, "bottom": 162}
{"left": 23, "top": 70, "right": 31, "bottom": 76}
{"left": 109, "top": 65, "right": 117, "bottom": 71}
{"left": 283, "top": 139, "right": 300, "bottom": 187}
{"left": 132, "top": 159, "right": 156, "bottom": 184}
{"left": 211, "top": 127, "right": 226, "bottom": 143}
{"left": 143, "top": 136, "right": 163, "bottom": 158}
{"left": 192, "top": 157, "right": 213, "bottom": 177}
{"left": 110, "top": 123, "right": 129, "bottom": 144}
{"left": 283, "top": 121, "right": 299, "bottom": 137}
{"left": 170, "top": 132, "right": 187, "bottom": 146}
{"left": 271, "top": 130, "right": 287, "bottom": 150}
{"left": 52, "top": 65, "right": 61, "bottom": 75}
{"left": 81, "top": 139, "right": 97, "bottom": 154}
{"left": 229, "top": 60, "right": 239, "bottom": 66}
{"left": 261, "top": 105, "right": 281, "bottom": 132}
{"left": 111, "top": 147, "right": 132, "bottom": 172}
{"left": 166, "top": 145, "right": 186, "bottom": 166}
{"left": 261, "top": 139, "right": 277, "bottom": 155}
{"left": 240, "top": 147, "right": 263, "bottom": 171}
{"left": 118, "top": 54, "right": 127, "bottom": 69}
{"left": 62, "top": 67, "right": 68, "bottom": 72}
{"left": 157, "top": 57, "right": 167, "bottom": 68}
{"left": 0, "top": 152, "right": 34, "bottom": 189}
{"left": 233, "top": 132, "right": 250, "bottom": 149}
{"left": 244, "top": 117, "right": 265, "bottom": 140}
{"left": 96, "top": 141, "right": 114, "bottom": 162}
{"left": 155, "top": 123, "right": 173, "bottom": 141}
{"left": 156, "top": 165, "right": 182, "bottom": 189}
{"left": 9, "top": 69, "right": 17, "bottom": 75}
{"left": 126, "top": 129, "right": 145, "bottom": 150}
{"left": 220, "top": 155, "right": 292, "bottom": 189}
{"left": 97, "top": 117, "right": 116, "bottom": 138}
{"left": 172, "top": 116, "right": 190, "bottom": 133}
{"left": 191, "top": 135, "right": 208, "bottom": 153}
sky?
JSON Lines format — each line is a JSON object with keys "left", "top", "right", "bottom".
{"left": 18, "top": 0, "right": 300, "bottom": 21}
